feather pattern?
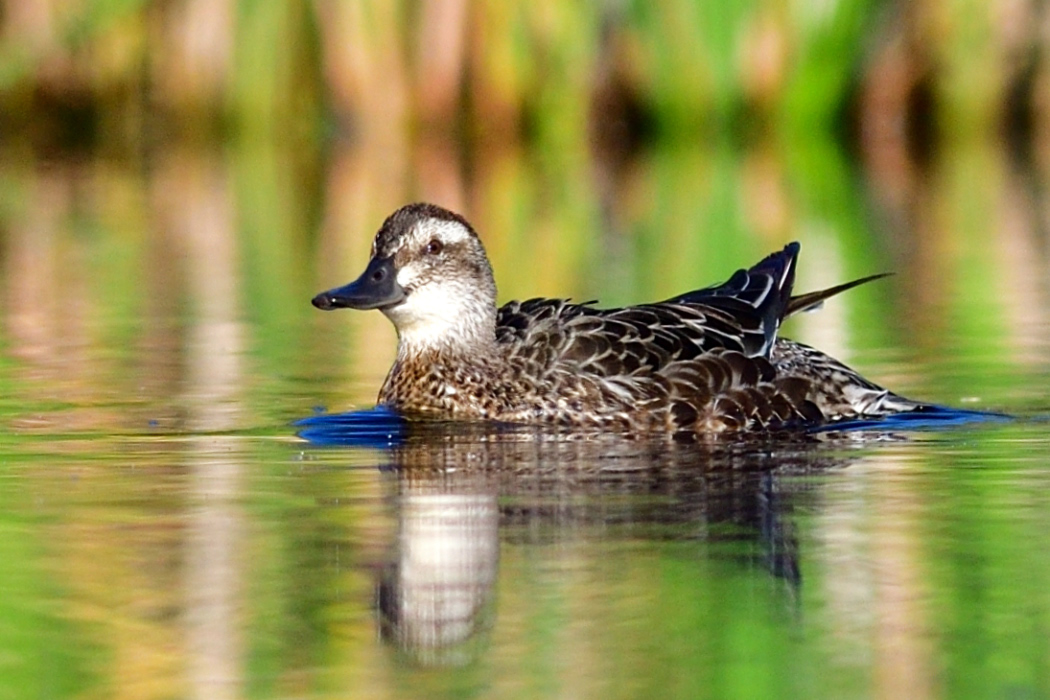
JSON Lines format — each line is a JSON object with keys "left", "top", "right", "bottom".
{"left": 314, "top": 203, "right": 928, "bottom": 436}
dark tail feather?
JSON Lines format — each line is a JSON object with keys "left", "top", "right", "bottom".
{"left": 751, "top": 242, "right": 800, "bottom": 350}
{"left": 786, "top": 273, "right": 892, "bottom": 317}
{"left": 665, "top": 242, "right": 801, "bottom": 355}
{"left": 668, "top": 242, "right": 801, "bottom": 309}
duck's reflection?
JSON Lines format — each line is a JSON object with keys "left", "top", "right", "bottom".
{"left": 329, "top": 422, "right": 850, "bottom": 666}
{"left": 376, "top": 485, "right": 499, "bottom": 667}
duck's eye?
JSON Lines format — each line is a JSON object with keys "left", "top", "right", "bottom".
{"left": 425, "top": 239, "right": 443, "bottom": 256}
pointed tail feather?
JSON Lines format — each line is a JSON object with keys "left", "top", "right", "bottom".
{"left": 664, "top": 244, "right": 886, "bottom": 357}
{"left": 786, "top": 273, "right": 892, "bottom": 318}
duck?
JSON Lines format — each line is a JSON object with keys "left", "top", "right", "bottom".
{"left": 312, "top": 202, "right": 931, "bottom": 435}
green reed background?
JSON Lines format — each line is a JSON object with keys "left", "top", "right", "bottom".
{"left": 1, "top": 0, "right": 1045, "bottom": 146}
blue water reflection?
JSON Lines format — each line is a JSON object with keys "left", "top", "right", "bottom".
{"left": 295, "top": 406, "right": 408, "bottom": 447}
{"left": 294, "top": 404, "right": 1013, "bottom": 448}
{"left": 812, "top": 405, "right": 1014, "bottom": 432}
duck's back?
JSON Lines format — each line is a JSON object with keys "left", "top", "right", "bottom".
{"left": 493, "top": 298, "right": 798, "bottom": 432}
{"left": 489, "top": 244, "right": 920, "bottom": 433}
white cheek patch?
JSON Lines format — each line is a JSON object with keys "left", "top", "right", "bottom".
{"left": 396, "top": 262, "right": 424, "bottom": 289}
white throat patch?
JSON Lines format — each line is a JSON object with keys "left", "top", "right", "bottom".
{"left": 385, "top": 272, "right": 493, "bottom": 353}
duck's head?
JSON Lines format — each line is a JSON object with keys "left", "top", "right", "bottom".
{"left": 313, "top": 203, "right": 498, "bottom": 354}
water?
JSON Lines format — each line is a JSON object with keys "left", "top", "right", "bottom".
{"left": 1, "top": 138, "right": 1050, "bottom": 699}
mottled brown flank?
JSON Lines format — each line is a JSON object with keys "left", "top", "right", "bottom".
{"left": 378, "top": 298, "right": 922, "bottom": 436}
{"left": 347, "top": 203, "right": 927, "bottom": 436}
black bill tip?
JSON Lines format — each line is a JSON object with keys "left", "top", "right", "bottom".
{"left": 311, "top": 292, "right": 339, "bottom": 310}
{"left": 311, "top": 256, "right": 405, "bottom": 311}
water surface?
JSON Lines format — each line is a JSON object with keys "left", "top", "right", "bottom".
{"left": 1, "top": 139, "right": 1049, "bottom": 699}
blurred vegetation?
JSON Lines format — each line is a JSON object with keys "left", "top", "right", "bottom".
{"left": 0, "top": 0, "right": 1047, "bottom": 155}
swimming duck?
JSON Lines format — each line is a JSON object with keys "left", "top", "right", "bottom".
{"left": 312, "top": 203, "right": 928, "bottom": 434}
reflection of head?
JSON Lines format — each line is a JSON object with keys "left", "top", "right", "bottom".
{"left": 376, "top": 492, "right": 499, "bottom": 667}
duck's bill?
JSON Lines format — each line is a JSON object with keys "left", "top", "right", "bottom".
{"left": 312, "top": 256, "right": 406, "bottom": 311}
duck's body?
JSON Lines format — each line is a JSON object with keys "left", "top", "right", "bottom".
{"left": 313, "top": 203, "right": 927, "bottom": 435}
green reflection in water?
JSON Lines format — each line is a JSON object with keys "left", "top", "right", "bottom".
{"left": 0, "top": 121, "right": 1048, "bottom": 699}
{"left": 0, "top": 458, "right": 97, "bottom": 699}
